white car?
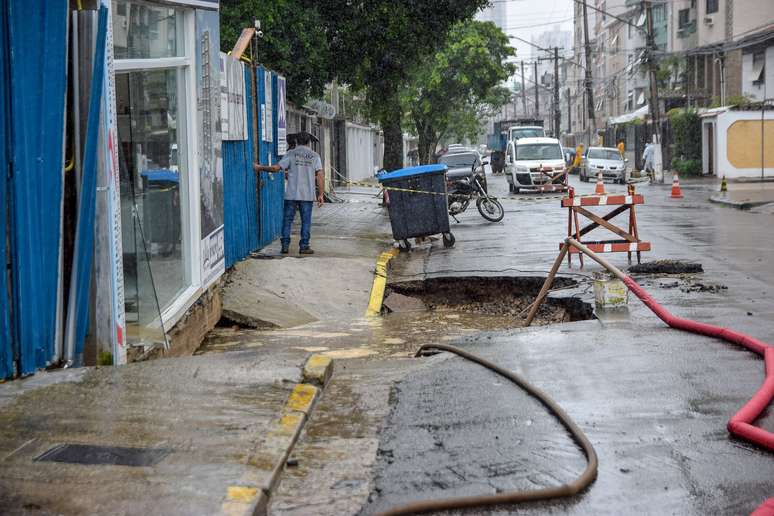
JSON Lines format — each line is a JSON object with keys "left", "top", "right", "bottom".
{"left": 505, "top": 137, "right": 566, "bottom": 193}
{"left": 580, "top": 147, "right": 628, "bottom": 184}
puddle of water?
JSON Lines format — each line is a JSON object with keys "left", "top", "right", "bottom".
{"left": 273, "top": 330, "right": 353, "bottom": 339}
{"left": 322, "top": 349, "right": 378, "bottom": 359}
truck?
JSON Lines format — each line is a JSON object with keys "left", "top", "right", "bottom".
{"left": 487, "top": 118, "right": 545, "bottom": 174}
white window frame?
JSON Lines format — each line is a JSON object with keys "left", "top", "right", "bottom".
{"left": 113, "top": 6, "right": 202, "bottom": 330}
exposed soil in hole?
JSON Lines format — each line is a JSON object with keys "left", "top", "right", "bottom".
{"left": 629, "top": 260, "right": 703, "bottom": 274}
{"left": 385, "top": 276, "right": 593, "bottom": 327}
{"left": 216, "top": 312, "right": 278, "bottom": 330}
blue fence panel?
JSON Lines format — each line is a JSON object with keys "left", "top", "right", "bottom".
{"left": 0, "top": 3, "right": 13, "bottom": 379}
{"left": 223, "top": 67, "right": 258, "bottom": 268}
{"left": 7, "top": 0, "right": 68, "bottom": 375}
{"left": 223, "top": 65, "right": 283, "bottom": 264}
{"left": 257, "top": 68, "right": 284, "bottom": 249}
{"left": 66, "top": 5, "right": 107, "bottom": 364}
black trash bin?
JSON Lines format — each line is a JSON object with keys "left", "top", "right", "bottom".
{"left": 378, "top": 164, "right": 455, "bottom": 250}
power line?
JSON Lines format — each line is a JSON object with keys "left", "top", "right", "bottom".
{"left": 572, "top": 0, "right": 647, "bottom": 34}
{"left": 508, "top": 34, "right": 586, "bottom": 69}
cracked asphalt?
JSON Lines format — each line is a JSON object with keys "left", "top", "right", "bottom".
{"left": 256, "top": 171, "right": 774, "bottom": 515}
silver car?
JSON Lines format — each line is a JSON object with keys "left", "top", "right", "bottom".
{"left": 580, "top": 147, "right": 628, "bottom": 184}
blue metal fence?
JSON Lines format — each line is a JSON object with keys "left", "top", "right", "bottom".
{"left": 223, "top": 67, "right": 259, "bottom": 268}
{"left": 2, "top": 0, "right": 68, "bottom": 378}
{"left": 0, "top": 2, "right": 13, "bottom": 379}
{"left": 223, "top": 65, "right": 284, "bottom": 267}
{"left": 257, "top": 67, "right": 284, "bottom": 249}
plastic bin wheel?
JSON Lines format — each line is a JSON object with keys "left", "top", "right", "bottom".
{"left": 398, "top": 239, "right": 412, "bottom": 252}
{"left": 442, "top": 232, "right": 455, "bottom": 248}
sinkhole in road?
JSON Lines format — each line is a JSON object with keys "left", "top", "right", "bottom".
{"left": 384, "top": 275, "right": 593, "bottom": 328}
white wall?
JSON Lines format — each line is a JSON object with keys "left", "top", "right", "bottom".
{"left": 345, "top": 122, "right": 378, "bottom": 182}
{"left": 704, "top": 110, "right": 774, "bottom": 179}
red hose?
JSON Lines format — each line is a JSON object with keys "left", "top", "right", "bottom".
{"left": 622, "top": 276, "right": 774, "bottom": 451}
{"left": 751, "top": 498, "right": 774, "bottom": 516}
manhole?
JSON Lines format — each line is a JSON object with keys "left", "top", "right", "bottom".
{"left": 384, "top": 276, "right": 592, "bottom": 327}
{"left": 35, "top": 444, "right": 170, "bottom": 467}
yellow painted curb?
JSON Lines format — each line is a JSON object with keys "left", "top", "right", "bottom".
{"left": 302, "top": 354, "right": 334, "bottom": 386}
{"left": 285, "top": 384, "right": 319, "bottom": 415}
{"left": 366, "top": 247, "right": 400, "bottom": 317}
{"left": 220, "top": 381, "right": 322, "bottom": 515}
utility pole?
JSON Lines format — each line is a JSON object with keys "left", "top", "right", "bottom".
{"left": 581, "top": 0, "right": 596, "bottom": 143}
{"left": 554, "top": 47, "right": 561, "bottom": 138}
{"left": 643, "top": 0, "right": 664, "bottom": 182}
{"left": 521, "top": 61, "right": 527, "bottom": 116}
{"left": 534, "top": 61, "right": 540, "bottom": 118}
{"left": 567, "top": 88, "right": 572, "bottom": 133}
{"left": 644, "top": 0, "right": 661, "bottom": 145}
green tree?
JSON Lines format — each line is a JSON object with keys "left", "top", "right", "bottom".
{"left": 403, "top": 21, "right": 515, "bottom": 163}
{"left": 219, "top": 0, "right": 332, "bottom": 104}
{"left": 316, "top": 0, "right": 490, "bottom": 171}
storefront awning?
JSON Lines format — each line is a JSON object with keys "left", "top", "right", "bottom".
{"left": 608, "top": 104, "right": 650, "bottom": 125}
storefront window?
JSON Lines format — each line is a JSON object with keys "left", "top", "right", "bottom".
{"left": 114, "top": 0, "right": 192, "bottom": 344}
{"left": 113, "top": 1, "right": 184, "bottom": 59}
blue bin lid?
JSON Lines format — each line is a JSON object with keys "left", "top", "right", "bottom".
{"left": 377, "top": 164, "right": 447, "bottom": 182}
{"left": 141, "top": 169, "right": 180, "bottom": 183}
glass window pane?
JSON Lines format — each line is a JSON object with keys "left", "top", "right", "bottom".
{"left": 113, "top": 1, "right": 184, "bottom": 59}
{"left": 116, "top": 68, "right": 189, "bottom": 339}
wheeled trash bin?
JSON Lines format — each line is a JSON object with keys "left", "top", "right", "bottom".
{"left": 378, "top": 164, "right": 455, "bottom": 251}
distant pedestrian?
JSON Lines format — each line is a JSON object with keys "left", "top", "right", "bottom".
{"left": 254, "top": 131, "right": 324, "bottom": 255}
{"left": 617, "top": 140, "right": 625, "bottom": 158}
{"left": 572, "top": 143, "right": 584, "bottom": 172}
{"left": 642, "top": 142, "right": 654, "bottom": 178}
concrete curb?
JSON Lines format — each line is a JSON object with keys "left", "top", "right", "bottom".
{"left": 302, "top": 354, "right": 334, "bottom": 387}
{"left": 365, "top": 248, "right": 400, "bottom": 317}
{"left": 709, "top": 195, "right": 774, "bottom": 210}
{"left": 221, "top": 355, "right": 332, "bottom": 516}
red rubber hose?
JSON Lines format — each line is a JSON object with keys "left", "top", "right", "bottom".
{"left": 751, "top": 498, "right": 774, "bottom": 516}
{"left": 622, "top": 276, "right": 774, "bottom": 451}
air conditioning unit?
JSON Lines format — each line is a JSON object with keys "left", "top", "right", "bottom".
{"left": 704, "top": 16, "right": 714, "bottom": 26}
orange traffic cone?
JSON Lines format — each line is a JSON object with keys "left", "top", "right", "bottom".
{"left": 594, "top": 170, "right": 606, "bottom": 195}
{"left": 670, "top": 171, "right": 684, "bottom": 199}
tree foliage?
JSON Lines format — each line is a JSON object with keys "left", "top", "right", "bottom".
{"left": 403, "top": 21, "right": 516, "bottom": 163}
{"left": 219, "top": 0, "right": 332, "bottom": 104}
{"left": 314, "top": 0, "right": 490, "bottom": 170}
{"left": 668, "top": 108, "right": 701, "bottom": 162}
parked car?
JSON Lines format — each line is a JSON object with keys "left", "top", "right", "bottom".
{"left": 580, "top": 147, "right": 628, "bottom": 184}
{"left": 505, "top": 137, "right": 566, "bottom": 193}
{"left": 439, "top": 150, "right": 487, "bottom": 191}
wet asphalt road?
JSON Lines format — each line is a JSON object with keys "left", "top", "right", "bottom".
{"left": 271, "top": 171, "right": 774, "bottom": 515}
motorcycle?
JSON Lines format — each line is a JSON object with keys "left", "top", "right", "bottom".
{"left": 447, "top": 166, "right": 504, "bottom": 223}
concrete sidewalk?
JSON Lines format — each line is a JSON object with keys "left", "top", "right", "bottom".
{"left": 0, "top": 348, "right": 331, "bottom": 516}
{"left": 709, "top": 180, "right": 774, "bottom": 209}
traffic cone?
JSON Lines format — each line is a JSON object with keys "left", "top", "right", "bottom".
{"left": 594, "top": 170, "right": 606, "bottom": 195}
{"left": 670, "top": 171, "right": 684, "bottom": 199}
{"left": 720, "top": 176, "right": 728, "bottom": 195}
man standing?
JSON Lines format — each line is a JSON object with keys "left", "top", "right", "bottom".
{"left": 254, "top": 132, "right": 324, "bottom": 254}
{"left": 617, "top": 139, "right": 625, "bottom": 158}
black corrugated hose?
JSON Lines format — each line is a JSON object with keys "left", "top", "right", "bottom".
{"left": 375, "top": 343, "right": 599, "bottom": 516}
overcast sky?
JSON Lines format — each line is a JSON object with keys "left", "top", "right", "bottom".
{"left": 489, "top": 0, "right": 574, "bottom": 61}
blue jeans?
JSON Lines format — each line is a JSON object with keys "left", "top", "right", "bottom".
{"left": 282, "top": 200, "right": 313, "bottom": 249}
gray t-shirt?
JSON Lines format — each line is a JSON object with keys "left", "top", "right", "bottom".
{"left": 278, "top": 146, "right": 322, "bottom": 201}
